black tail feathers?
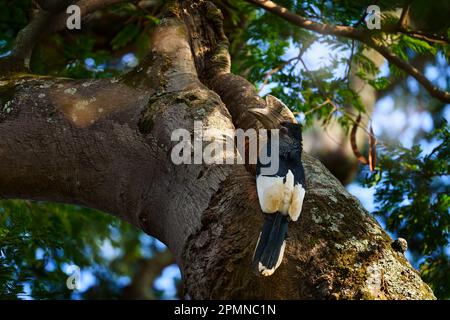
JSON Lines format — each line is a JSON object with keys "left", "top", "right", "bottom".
{"left": 252, "top": 213, "right": 289, "bottom": 276}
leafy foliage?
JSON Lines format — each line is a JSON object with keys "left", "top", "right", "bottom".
{"left": 0, "top": 200, "right": 111, "bottom": 299}
{"left": 361, "top": 125, "right": 449, "bottom": 298}
{"left": 0, "top": 200, "right": 175, "bottom": 299}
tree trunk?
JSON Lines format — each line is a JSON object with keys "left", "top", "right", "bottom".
{"left": 0, "top": 0, "right": 435, "bottom": 299}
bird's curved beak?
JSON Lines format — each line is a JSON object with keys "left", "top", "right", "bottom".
{"left": 248, "top": 95, "right": 297, "bottom": 129}
{"left": 248, "top": 108, "right": 284, "bottom": 129}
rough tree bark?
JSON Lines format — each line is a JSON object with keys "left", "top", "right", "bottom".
{"left": 0, "top": 0, "right": 435, "bottom": 299}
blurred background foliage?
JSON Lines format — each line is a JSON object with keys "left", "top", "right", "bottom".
{"left": 0, "top": 0, "right": 449, "bottom": 299}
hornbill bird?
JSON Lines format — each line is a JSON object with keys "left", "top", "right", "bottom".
{"left": 249, "top": 95, "right": 306, "bottom": 277}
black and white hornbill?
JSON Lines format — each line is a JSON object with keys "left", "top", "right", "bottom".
{"left": 249, "top": 95, "right": 306, "bottom": 277}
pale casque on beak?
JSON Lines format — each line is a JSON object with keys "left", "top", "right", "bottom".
{"left": 248, "top": 95, "right": 297, "bottom": 129}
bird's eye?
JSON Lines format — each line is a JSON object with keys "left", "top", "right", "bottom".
{"left": 280, "top": 127, "right": 288, "bottom": 135}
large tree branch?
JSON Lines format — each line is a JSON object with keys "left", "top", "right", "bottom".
{"left": 0, "top": 76, "right": 153, "bottom": 225}
{"left": 50, "top": 0, "right": 131, "bottom": 32}
{"left": 244, "top": 0, "right": 450, "bottom": 103}
{"left": 1, "top": 11, "right": 237, "bottom": 263}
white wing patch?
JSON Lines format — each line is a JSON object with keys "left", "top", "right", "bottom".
{"left": 256, "top": 175, "right": 284, "bottom": 213}
{"left": 256, "top": 170, "right": 305, "bottom": 217}
{"left": 289, "top": 184, "right": 306, "bottom": 221}
{"left": 280, "top": 170, "right": 294, "bottom": 214}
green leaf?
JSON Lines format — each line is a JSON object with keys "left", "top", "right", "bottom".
{"left": 368, "top": 77, "right": 391, "bottom": 90}
{"left": 402, "top": 36, "right": 437, "bottom": 55}
{"left": 111, "top": 24, "right": 140, "bottom": 50}
{"left": 145, "top": 15, "right": 160, "bottom": 25}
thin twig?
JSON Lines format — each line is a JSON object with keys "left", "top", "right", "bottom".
{"left": 258, "top": 53, "right": 302, "bottom": 93}
{"left": 244, "top": 0, "right": 450, "bottom": 103}
{"left": 298, "top": 55, "right": 328, "bottom": 99}
{"left": 345, "top": 39, "right": 356, "bottom": 84}
{"left": 397, "top": 3, "right": 410, "bottom": 30}
{"left": 302, "top": 98, "right": 332, "bottom": 115}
